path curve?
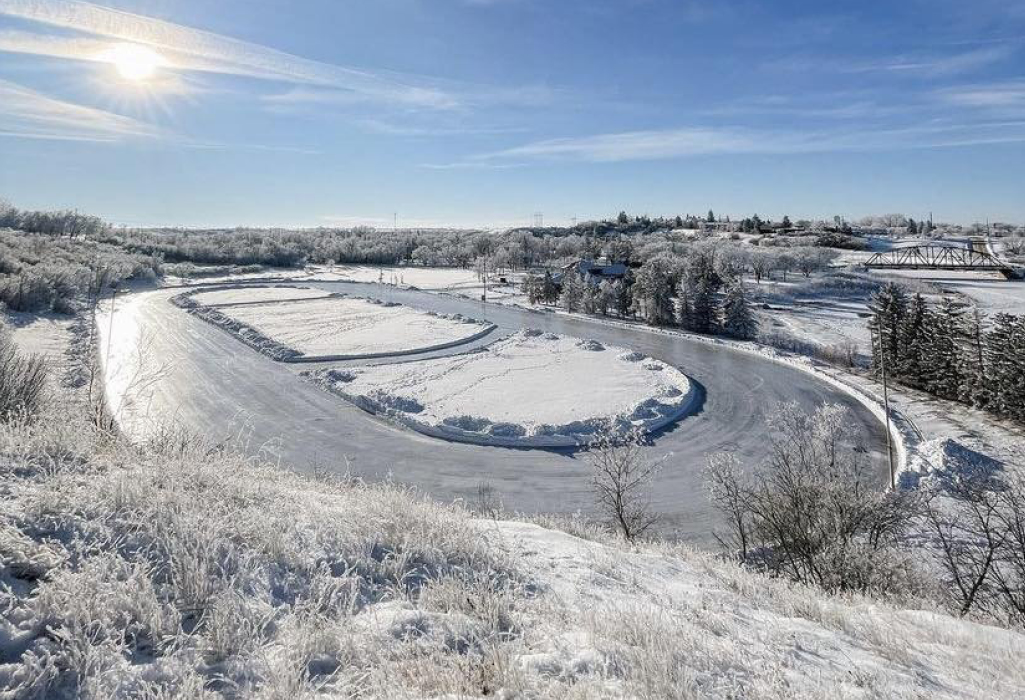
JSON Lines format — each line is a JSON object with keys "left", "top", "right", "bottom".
{"left": 99, "top": 282, "right": 891, "bottom": 545}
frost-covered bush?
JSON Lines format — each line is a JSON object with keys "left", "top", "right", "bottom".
{"left": 707, "top": 403, "right": 921, "bottom": 597}
{"left": 0, "top": 325, "right": 48, "bottom": 421}
{"left": 0, "top": 230, "right": 160, "bottom": 312}
{"left": 0, "top": 412, "right": 526, "bottom": 699}
{"left": 920, "top": 443, "right": 1025, "bottom": 628}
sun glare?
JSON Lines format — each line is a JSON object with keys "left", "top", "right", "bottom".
{"left": 101, "top": 43, "right": 165, "bottom": 82}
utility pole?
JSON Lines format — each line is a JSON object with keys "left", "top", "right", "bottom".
{"left": 393, "top": 212, "right": 398, "bottom": 232}
{"left": 481, "top": 254, "right": 488, "bottom": 303}
{"left": 871, "top": 328, "right": 896, "bottom": 489}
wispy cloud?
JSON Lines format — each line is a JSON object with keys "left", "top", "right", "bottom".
{"left": 0, "top": 77, "right": 162, "bottom": 142}
{"left": 937, "top": 81, "right": 1025, "bottom": 108}
{"left": 767, "top": 43, "right": 1017, "bottom": 78}
{"left": 0, "top": 77, "right": 318, "bottom": 152}
{"left": 0, "top": 0, "right": 460, "bottom": 108}
{"left": 458, "top": 120, "right": 1025, "bottom": 166}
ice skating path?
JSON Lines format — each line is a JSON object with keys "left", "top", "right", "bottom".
{"left": 99, "top": 281, "right": 890, "bottom": 545}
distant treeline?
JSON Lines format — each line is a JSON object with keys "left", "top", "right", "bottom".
{"left": 0, "top": 231, "right": 160, "bottom": 313}
{"left": 0, "top": 202, "right": 110, "bottom": 238}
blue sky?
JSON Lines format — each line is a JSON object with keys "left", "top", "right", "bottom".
{"left": 1, "top": 0, "right": 1024, "bottom": 228}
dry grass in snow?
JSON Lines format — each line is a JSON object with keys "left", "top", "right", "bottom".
{"left": 2, "top": 401, "right": 1025, "bottom": 698}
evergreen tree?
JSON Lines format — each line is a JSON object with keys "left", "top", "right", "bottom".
{"left": 907, "top": 218, "right": 918, "bottom": 235}
{"left": 960, "top": 307, "right": 988, "bottom": 406}
{"left": 707, "top": 209, "right": 716, "bottom": 223}
{"left": 984, "top": 313, "right": 1025, "bottom": 421}
{"left": 611, "top": 278, "right": 633, "bottom": 318}
{"left": 722, "top": 281, "right": 758, "bottom": 339}
{"left": 594, "top": 280, "right": 614, "bottom": 316}
{"left": 541, "top": 270, "right": 559, "bottom": 304}
{"left": 688, "top": 276, "right": 720, "bottom": 334}
{"left": 897, "top": 293, "right": 930, "bottom": 389}
{"left": 868, "top": 282, "right": 908, "bottom": 376}
{"left": 782, "top": 215, "right": 792, "bottom": 229}
{"left": 524, "top": 275, "right": 541, "bottom": 305}
{"left": 631, "top": 254, "right": 678, "bottom": 325}
{"left": 921, "top": 296, "right": 968, "bottom": 401}
{"left": 679, "top": 250, "right": 723, "bottom": 333}
{"left": 560, "top": 270, "right": 585, "bottom": 313}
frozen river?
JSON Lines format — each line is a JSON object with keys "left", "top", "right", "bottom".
{"left": 99, "top": 281, "right": 891, "bottom": 545}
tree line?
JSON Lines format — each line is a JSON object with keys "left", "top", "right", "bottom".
{"left": 0, "top": 200, "right": 110, "bottom": 239}
{"left": 523, "top": 244, "right": 763, "bottom": 341}
{"left": 869, "top": 282, "right": 1025, "bottom": 423}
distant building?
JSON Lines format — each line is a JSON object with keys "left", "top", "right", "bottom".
{"left": 554, "top": 259, "right": 629, "bottom": 287}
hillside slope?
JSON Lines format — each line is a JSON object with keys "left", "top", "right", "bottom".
{"left": 1, "top": 407, "right": 1023, "bottom": 699}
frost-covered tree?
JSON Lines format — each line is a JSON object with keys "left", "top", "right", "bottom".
{"left": 961, "top": 307, "right": 988, "bottom": 406}
{"left": 922, "top": 296, "right": 969, "bottom": 401}
{"left": 897, "top": 293, "right": 931, "bottom": 389}
{"left": 631, "top": 254, "right": 678, "bottom": 326}
{"left": 722, "top": 281, "right": 758, "bottom": 340}
{"left": 540, "top": 270, "right": 559, "bottom": 304}
{"left": 588, "top": 431, "right": 662, "bottom": 542}
{"left": 610, "top": 278, "right": 632, "bottom": 318}
{"left": 560, "top": 269, "right": 586, "bottom": 313}
{"left": 868, "top": 282, "right": 909, "bottom": 376}
{"left": 984, "top": 313, "right": 1025, "bottom": 421}
{"left": 707, "top": 403, "right": 919, "bottom": 595}
{"left": 679, "top": 249, "right": 722, "bottom": 334}
{"left": 749, "top": 249, "right": 774, "bottom": 283}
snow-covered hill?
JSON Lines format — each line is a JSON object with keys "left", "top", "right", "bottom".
{"left": 2, "top": 402, "right": 1022, "bottom": 699}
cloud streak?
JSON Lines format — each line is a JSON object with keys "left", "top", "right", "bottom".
{"left": 0, "top": 0, "right": 460, "bottom": 108}
{"left": 463, "top": 120, "right": 1025, "bottom": 165}
{"left": 767, "top": 43, "right": 1017, "bottom": 79}
{"left": 0, "top": 77, "right": 162, "bottom": 142}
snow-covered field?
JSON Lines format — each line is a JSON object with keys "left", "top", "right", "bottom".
{"left": 222, "top": 295, "right": 494, "bottom": 359}
{"left": 190, "top": 285, "right": 331, "bottom": 306}
{"left": 315, "top": 331, "right": 696, "bottom": 447}
{"left": 6, "top": 314, "right": 73, "bottom": 368}
{"left": 308, "top": 264, "right": 483, "bottom": 290}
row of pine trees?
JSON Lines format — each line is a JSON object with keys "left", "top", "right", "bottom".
{"left": 524, "top": 251, "right": 759, "bottom": 340}
{"left": 869, "top": 283, "right": 1025, "bottom": 422}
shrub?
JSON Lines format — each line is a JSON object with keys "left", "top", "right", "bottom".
{"left": 707, "top": 403, "right": 920, "bottom": 596}
{"left": 0, "top": 327, "right": 48, "bottom": 420}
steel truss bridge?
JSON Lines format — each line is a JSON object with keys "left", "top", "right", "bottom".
{"left": 864, "top": 246, "right": 1019, "bottom": 279}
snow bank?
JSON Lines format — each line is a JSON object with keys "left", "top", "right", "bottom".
{"left": 478, "top": 519, "right": 1025, "bottom": 699}
{"left": 312, "top": 331, "right": 697, "bottom": 447}
{"left": 176, "top": 293, "right": 496, "bottom": 362}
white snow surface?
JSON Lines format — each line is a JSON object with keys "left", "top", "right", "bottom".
{"left": 307, "top": 264, "right": 482, "bottom": 290}
{"left": 320, "top": 331, "right": 695, "bottom": 446}
{"left": 190, "top": 285, "right": 330, "bottom": 306}
{"left": 222, "top": 296, "right": 493, "bottom": 358}
{"left": 480, "top": 519, "right": 1025, "bottom": 699}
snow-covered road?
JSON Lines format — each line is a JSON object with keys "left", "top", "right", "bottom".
{"left": 97, "top": 282, "right": 891, "bottom": 545}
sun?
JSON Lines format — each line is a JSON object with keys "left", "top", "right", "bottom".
{"left": 100, "top": 43, "right": 165, "bottom": 82}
